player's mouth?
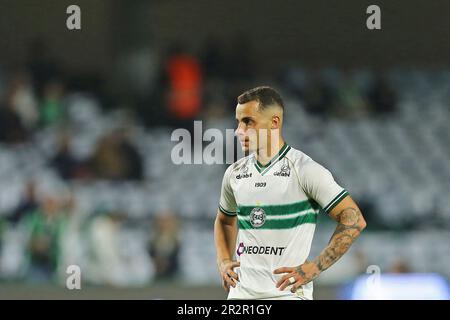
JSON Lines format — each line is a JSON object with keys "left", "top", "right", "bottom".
{"left": 239, "top": 139, "right": 250, "bottom": 147}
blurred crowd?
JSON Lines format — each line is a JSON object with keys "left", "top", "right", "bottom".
{"left": 2, "top": 37, "right": 450, "bottom": 287}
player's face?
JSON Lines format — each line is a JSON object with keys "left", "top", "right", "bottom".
{"left": 235, "top": 101, "right": 272, "bottom": 153}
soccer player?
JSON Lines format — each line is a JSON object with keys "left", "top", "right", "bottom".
{"left": 214, "top": 86, "right": 367, "bottom": 300}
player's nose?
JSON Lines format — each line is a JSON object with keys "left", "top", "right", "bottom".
{"left": 235, "top": 125, "right": 245, "bottom": 138}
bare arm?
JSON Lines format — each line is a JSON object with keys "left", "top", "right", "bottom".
{"left": 274, "top": 195, "right": 367, "bottom": 292}
{"left": 214, "top": 209, "right": 240, "bottom": 291}
{"left": 313, "top": 196, "right": 366, "bottom": 273}
{"left": 214, "top": 209, "right": 238, "bottom": 264}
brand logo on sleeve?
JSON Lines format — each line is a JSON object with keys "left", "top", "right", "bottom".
{"left": 273, "top": 162, "right": 290, "bottom": 177}
{"left": 236, "top": 165, "right": 252, "bottom": 179}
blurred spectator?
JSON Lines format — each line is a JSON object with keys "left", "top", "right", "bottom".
{"left": 164, "top": 44, "right": 203, "bottom": 127}
{"left": 368, "top": 75, "right": 397, "bottom": 115}
{"left": 90, "top": 128, "right": 143, "bottom": 181}
{"left": 148, "top": 211, "right": 181, "bottom": 281}
{"left": 303, "top": 72, "right": 335, "bottom": 118}
{"left": 27, "top": 39, "right": 61, "bottom": 98}
{"left": 24, "top": 197, "right": 67, "bottom": 283}
{"left": 335, "top": 72, "right": 370, "bottom": 118}
{"left": 51, "top": 133, "right": 88, "bottom": 180}
{"left": 87, "top": 211, "right": 128, "bottom": 286}
{"left": 39, "top": 79, "right": 66, "bottom": 127}
{"left": 56, "top": 192, "right": 87, "bottom": 283}
{"left": 8, "top": 182, "right": 39, "bottom": 225}
{"left": 0, "top": 102, "right": 28, "bottom": 144}
{"left": 4, "top": 71, "right": 39, "bottom": 130}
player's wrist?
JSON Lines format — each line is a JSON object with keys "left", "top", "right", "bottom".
{"left": 310, "top": 259, "right": 323, "bottom": 274}
{"left": 217, "top": 258, "right": 231, "bottom": 268}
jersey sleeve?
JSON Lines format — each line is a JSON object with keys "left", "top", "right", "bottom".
{"left": 299, "top": 160, "right": 348, "bottom": 214}
{"left": 218, "top": 165, "right": 238, "bottom": 216}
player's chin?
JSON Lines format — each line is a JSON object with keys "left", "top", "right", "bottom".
{"left": 239, "top": 139, "right": 257, "bottom": 155}
{"left": 240, "top": 144, "right": 252, "bottom": 155}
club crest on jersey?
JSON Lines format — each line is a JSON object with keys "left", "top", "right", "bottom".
{"left": 236, "top": 165, "right": 252, "bottom": 179}
{"left": 250, "top": 207, "right": 266, "bottom": 228}
{"left": 274, "top": 162, "right": 290, "bottom": 177}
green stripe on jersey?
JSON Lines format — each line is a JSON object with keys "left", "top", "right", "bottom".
{"left": 324, "top": 190, "right": 349, "bottom": 213}
{"left": 238, "top": 212, "right": 317, "bottom": 230}
{"left": 219, "top": 204, "right": 237, "bottom": 216}
{"left": 237, "top": 199, "right": 320, "bottom": 216}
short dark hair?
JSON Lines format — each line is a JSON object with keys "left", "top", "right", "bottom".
{"left": 237, "top": 86, "right": 284, "bottom": 111}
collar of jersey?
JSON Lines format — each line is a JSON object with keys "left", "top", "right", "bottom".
{"left": 254, "top": 143, "right": 291, "bottom": 175}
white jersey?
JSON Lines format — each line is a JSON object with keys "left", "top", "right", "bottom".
{"left": 218, "top": 143, "right": 348, "bottom": 300}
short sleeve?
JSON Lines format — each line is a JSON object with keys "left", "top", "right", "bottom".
{"left": 218, "top": 166, "right": 238, "bottom": 216}
{"left": 299, "top": 160, "right": 348, "bottom": 214}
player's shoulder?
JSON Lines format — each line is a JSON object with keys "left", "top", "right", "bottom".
{"left": 285, "top": 145, "right": 324, "bottom": 173}
{"left": 285, "top": 145, "right": 313, "bottom": 166}
{"left": 224, "top": 154, "right": 254, "bottom": 176}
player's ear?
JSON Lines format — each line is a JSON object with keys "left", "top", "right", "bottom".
{"left": 271, "top": 115, "right": 281, "bottom": 129}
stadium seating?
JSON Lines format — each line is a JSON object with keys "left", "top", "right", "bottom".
{"left": 1, "top": 68, "right": 450, "bottom": 285}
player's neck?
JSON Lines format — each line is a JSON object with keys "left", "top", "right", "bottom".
{"left": 256, "top": 138, "right": 286, "bottom": 166}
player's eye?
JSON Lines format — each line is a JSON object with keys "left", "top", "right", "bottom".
{"left": 236, "top": 118, "right": 253, "bottom": 127}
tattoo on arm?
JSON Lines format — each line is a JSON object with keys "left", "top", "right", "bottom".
{"left": 313, "top": 207, "right": 364, "bottom": 272}
{"left": 296, "top": 264, "right": 321, "bottom": 280}
{"left": 295, "top": 265, "right": 307, "bottom": 277}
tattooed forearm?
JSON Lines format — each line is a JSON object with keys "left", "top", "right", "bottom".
{"left": 313, "top": 207, "right": 365, "bottom": 272}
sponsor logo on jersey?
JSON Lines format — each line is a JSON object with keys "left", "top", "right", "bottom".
{"left": 236, "top": 165, "right": 252, "bottom": 179}
{"left": 250, "top": 207, "right": 266, "bottom": 228}
{"left": 273, "top": 162, "right": 290, "bottom": 177}
{"left": 236, "top": 242, "right": 286, "bottom": 256}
